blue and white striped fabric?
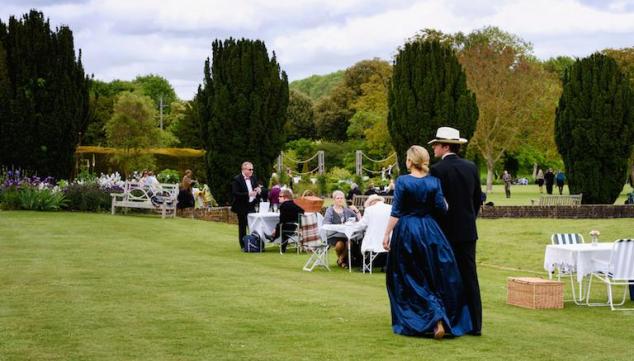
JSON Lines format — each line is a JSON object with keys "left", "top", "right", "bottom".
{"left": 551, "top": 233, "right": 584, "bottom": 245}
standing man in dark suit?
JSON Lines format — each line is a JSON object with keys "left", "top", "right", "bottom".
{"left": 429, "top": 127, "right": 483, "bottom": 336}
{"left": 231, "top": 161, "right": 261, "bottom": 250}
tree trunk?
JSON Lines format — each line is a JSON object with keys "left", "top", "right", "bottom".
{"left": 486, "top": 158, "right": 495, "bottom": 192}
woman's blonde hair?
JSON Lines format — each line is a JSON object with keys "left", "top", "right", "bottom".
{"left": 332, "top": 190, "right": 345, "bottom": 200}
{"left": 406, "top": 145, "right": 430, "bottom": 173}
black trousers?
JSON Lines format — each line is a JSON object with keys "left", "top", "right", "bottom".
{"left": 237, "top": 212, "right": 248, "bottom": 249}
{"left": 451, "top": 240, "right": 482, "bottom": 334}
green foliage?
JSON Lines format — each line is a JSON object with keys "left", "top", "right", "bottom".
{"left": 543, "top": 56, "right": 576, "bottom": 81}
{"left": 105, "top": 92, "right": 161, "bottom": 177}
{"left": 0, "top": 10, "right": 90, "bottom": 179}
{"left": 555, "top": 53, "right": 634, "bottom": 204}
{"left": 388, "top": 39, "right": 478, "bottom": 169}
{"left": 167, "top": 100, "right": 201, "bottom": 148}
{"left": 157, "top": 169, "right": 180, "bottom": 184}
{"left": 285, "top": 90, "right": 315, "bottom": 140}
{"left": 133, "top": 74, "right": 178, "bottom": 114}
{"left": 314, "top": 93, "right": 351, "bottom": 141}
{"left": 289, "top": 70, "right": 344, "bottom": 100}
{"left": 62, "top": 183, "right": 111, "bottom": 212}
{"left": 198, "top": 38, "right": 289, "bottom": 204}
{"left": 0, "top": 186, "right": 67, "bottom": 211}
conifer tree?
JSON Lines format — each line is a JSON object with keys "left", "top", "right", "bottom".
{"left": 555, "top": 53, "right": 634, "bottom": 204}
{"left": 0, "top": 10, "right": 89, "bottom": 179}
{"left": 197, "top": 38, "right": 288, "bottom": 204}
{"left": 388, "top": 40, "right": 478, "bottom": 169}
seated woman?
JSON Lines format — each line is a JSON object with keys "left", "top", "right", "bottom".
{"left": 177, "top": 169, "right": 196, "bottom": 209}
{"left": 358, "top": 194, "right": 392, "bottom": 270}
{"left": 270, "top": 189, "right": 304, "bottom": 253}
{"left": 323, "top": 190, "right": 361, "bottom": 268}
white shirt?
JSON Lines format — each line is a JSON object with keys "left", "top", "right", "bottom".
{"left": 243, "top": 173, "right": 255, "bottom": 203}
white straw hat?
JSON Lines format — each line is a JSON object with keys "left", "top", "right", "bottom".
{"left": 428, "top": 127, "right": 468, "bottom": 145}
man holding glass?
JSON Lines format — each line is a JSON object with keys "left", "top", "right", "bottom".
{"left": 231, "top": 161, "right": 261, "bottom": 250}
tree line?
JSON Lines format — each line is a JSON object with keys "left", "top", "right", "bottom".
{"left": 0, "top": 10, "right": 632, "bottom": 204}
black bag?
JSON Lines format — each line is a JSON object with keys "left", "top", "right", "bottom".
{"left": 243, "top": 233, "right": 264, "bottom": 253}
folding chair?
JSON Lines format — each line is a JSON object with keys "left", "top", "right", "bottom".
{"left": 360, "top": 203, "right": 391, "bottom": 274}
{"left": 277, "top": 220, "right": 300, "bottom": 255}
{"left": 586, "top": 239, "right": 634, "bottom": 311}
{"left": 551, "top": 233, "right": 585, "bottom": 303}
{"left": 301, "top": 213, "right": 330, "bottom": 272}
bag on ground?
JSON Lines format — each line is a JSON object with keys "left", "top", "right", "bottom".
{"left": 244, "top": 232, "right": 264, "bottom": 252}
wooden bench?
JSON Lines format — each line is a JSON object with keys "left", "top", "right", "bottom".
{"left": 534, "top": 194, "right": 583, "bottom": 206}
{"left": 111, "top": 182, "right": 178, "bottom": 218}
{"left": 351, "top": 194, "right": 393, "bottom": 212}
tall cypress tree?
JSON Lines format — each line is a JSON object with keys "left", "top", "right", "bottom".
{"left": 0, "top": 10, "right": 89, "bottom": 179}
{"left": 555, "top": 53, "right": 634, "bottom": 204}
{"left": 198, "top": 38, "right": 289, "bottom": 204}
{"left": 388, "top": 40, "right": 478, "bottom": 169}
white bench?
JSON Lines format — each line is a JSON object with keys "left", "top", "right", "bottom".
{"left": 536, "top": 194, "right": 583, "bottom": 206}
{"left": 111, "top": 182, "right": 178, "bottom": 218}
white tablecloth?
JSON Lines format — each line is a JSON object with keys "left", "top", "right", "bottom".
{"left": 321, "top": 223, "right": 367, "bottom": 272}
{"left": 248, "top": 212, "right": 325, "bottom": 240}
{"left": 248, "top": 212, "right": 279, "bottom": 239}
{"left": 544, "top": 243, "right": 613, "bottom": 282}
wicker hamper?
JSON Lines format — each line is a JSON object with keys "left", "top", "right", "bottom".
{"left": 507, "top": 277, "right": 563, "bottom": 309}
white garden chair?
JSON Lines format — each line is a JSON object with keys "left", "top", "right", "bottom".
{"left": 360, "top": 203, "right": 391, "bottom": 274}
{"left": 586, "top": 239, "right": 634, "bottom": 311}
{"left": 551, "top": 233, "right": 585, "bottom": 303}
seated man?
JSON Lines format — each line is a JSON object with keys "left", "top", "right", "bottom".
{"left": 270, "top": 189, "right": 304, "bottom": 253}
{"left": 358, "top": 194, "right": 392, "bottom": 269}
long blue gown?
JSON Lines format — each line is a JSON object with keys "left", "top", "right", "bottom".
{"left": 386, "top": 174, "right": 472, "bottom": 337}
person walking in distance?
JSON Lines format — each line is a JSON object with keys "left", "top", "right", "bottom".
{"left": 544, "top": 168, "right": 555, "bottom": 195}
{"left": 502, "top": 170, "right": 512, "bottom": 198}
{"left": 429, "top": 127, "right": 483, "bottom": 336}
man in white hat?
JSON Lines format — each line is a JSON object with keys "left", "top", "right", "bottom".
{"left": 429, "top": 126, "right": 483, "bottom": 336}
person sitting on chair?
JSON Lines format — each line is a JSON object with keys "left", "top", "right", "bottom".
{"left": 324, "top": 190, "right": 361, "bottom": 268}
{"left": 270, "top": 189, "right": 304, "bottom": 253}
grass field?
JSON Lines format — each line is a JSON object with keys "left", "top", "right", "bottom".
{"left": 1, "top": 211, "right": 633, "bottom": 361}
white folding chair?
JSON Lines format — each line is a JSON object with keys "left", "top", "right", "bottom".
{"left": 360, "top": 203, "right": 391, "bottom": 274}
{"left": 301, "top": 213, "right": 330, "bottom": 272}
{"left": 551, "top": 233, "right": 585, "bottom": 303}
{"left": 586, "top": 239, "right": 634, "bottom": 311}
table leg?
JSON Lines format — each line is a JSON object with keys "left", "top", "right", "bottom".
{"left": 348, "top": 238, "right": 352, "bottom": 273}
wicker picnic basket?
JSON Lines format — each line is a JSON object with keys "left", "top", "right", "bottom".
{"left": 507, "top": 277, "right": 564, "bottom": 309}
{"left": 293, "top": 196, "right": 324, "bottom": 213}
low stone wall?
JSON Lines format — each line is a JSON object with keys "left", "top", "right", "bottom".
{"left": 176, "top": 205, "right": 634, "bottom": 223}
{"left": 480, "top": 205, "right": 634, "bottom": 218}
{"left": 177, "top": 207, "right": 238, "bottom": 224}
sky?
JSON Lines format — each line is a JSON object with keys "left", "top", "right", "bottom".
{"left": 1, "top": 0, "right": 634, "bottom": 100}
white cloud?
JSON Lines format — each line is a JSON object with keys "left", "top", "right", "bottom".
{"left": 1, "top": 0, "right": 634, "bottom": 99}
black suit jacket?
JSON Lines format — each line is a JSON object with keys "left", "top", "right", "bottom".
{"left": 230, "top": 173, "right": 258, "bottom": 214}
{"left": 430, "top": 154, "right": 482, "bottom": 244}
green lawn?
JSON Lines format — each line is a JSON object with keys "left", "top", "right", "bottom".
{"left": 482, "top": 183, "right": 632, "bottom": 206}
{"left": 1, "top": 211, "right": 633, "bottom": 361}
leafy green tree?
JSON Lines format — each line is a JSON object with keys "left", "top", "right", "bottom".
{"left": 0, "top": 10, "right": 90, "bottom": 179}
{"left": 134, "top": 74, "right": 178, "bottom": 116}
{"left": 543, "top": 56, "right": 576, "bottom": 81}
{"left": 285, "top": 90, "right": 315, "bottom": 140}
{"left": 289, "top": 71, "right": 344, "bottom": 100}
{"left": 314, "top": 94, "right": 351, "bottom": 140}
{"left": 197, "top": 38, "right": 288, "bottom": 204}
{"left": 388, "top": 39, "right": 478, "bottom": 170}
{"left": 170, "top": 98, "right": 204, "bottom": 148}
{"left": 104, "top": 92, "right": 161, "bottom": 177}
{"left": 555, "top": 53, "right": 634, "bottom": 204}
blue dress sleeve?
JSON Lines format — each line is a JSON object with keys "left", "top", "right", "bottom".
{"left": 432, "top": 176, "right": 448, "bottom": 214}
{"left": 390, "top": 176, "right": 404, "bottom": 218}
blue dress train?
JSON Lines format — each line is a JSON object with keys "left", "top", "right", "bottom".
{"left": 386, "top": 174, "right": 472, "bottom": 336}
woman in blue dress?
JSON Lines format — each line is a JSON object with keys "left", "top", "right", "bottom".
{"left": 382, "top": 145, "right": 472, "bottom": 339}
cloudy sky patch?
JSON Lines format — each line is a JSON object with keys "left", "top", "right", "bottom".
{"left": 1, "top": 0, "right": 633, "bottom": 99}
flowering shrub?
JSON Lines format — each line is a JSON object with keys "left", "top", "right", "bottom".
{"left": 0, "top": 169, "right": 66, "bottom": 210}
